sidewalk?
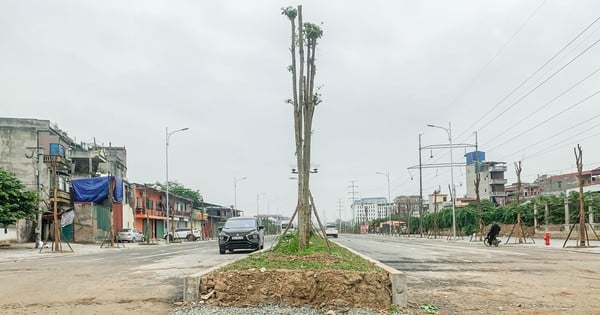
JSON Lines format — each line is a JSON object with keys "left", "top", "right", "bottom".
{"left": 366, "top": 232, "right": 600, "bottom": 253}
{"left": 0, "top": 239, "right": 206, "bottom": 262}
{"left": 0, "top": 241, "right": 127, "bottom": 262}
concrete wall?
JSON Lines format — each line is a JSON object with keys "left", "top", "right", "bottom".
{"left": 74, "top": 203, "right": 98, "bottom": 243}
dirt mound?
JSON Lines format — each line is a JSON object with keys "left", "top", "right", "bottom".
{"left": 199, "top": 268, "right": 392, "bottom": 310}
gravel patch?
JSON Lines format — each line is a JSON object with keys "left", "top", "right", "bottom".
{"left": 170, "top": 303, "right": 408, "bottom": 315}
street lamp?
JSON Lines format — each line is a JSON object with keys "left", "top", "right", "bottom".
{"left": 165, "top": 126, "right": 189, "bottom": 244}
{"left": 234, "top": 176, "right": 247, "bottom": 210}
{"left": 256, "top": 193, "right": 266, "bottom": 217}
{"left": 376, "top": 171, "right": 392, "bottom": 236}
{"left": 427, "top": 122, "right": 456, "bottom": 240}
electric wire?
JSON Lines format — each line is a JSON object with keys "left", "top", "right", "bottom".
{"left": 488, "top": 88, "right": 600, "bottom": 153}
{"left": 482, "top": 65, "right": 600, "bottom": 149}
{"left": 455, "top": 15, "right": 600, "bottom": 141}
{"left": 498, "top": 111, "right": 600, "bottom": 162}
{"left": 523, "top": 128, "right": 600, "bottom": 161}
{"left": 476, "top": 36, "right": 600, "bottom": 133}
{"left": 446, "top": 0, "right": 547, "bottom": 116}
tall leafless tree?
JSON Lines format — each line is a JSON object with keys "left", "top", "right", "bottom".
{"left": 282, "top": 5, "right": 323, "bottom": 250}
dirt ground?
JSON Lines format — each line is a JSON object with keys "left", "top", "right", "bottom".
{"left": 200, "top": 268, "right": 391, "bottom": 310}
{"left": 403, "top": 249, "right": 600, "bottom": 314}
{"left": 196, "top": 241, "right": 600, "bottom": 314}
{"left": 3, "top": 239, "right": 600, "bottom": 314}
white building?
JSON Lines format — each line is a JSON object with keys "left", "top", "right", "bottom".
{"left": 351, "top": 197, "right": 392, "bottom": 225}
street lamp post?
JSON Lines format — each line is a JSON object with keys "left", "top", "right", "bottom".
{"left": 234, "top": 176, "right": 247, "bottom": 210}
{"left": 256, "top": 193, "right": 266, "bottom": 217}
{"left": 165, "top": 126, "right": 189, "bottom": 244}
{"left": 376, "top": 171, "right": 392, "bottom": 236}
{"left": 427, "top": 122, "right": 456, "bottom": 240}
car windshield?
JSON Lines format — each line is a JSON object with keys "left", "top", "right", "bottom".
{"left": 119, "top": 229, "right": 132, "bottom": 232}
{"left": 224, "top": 219, "right": 256, "bottom": 229}
{"left": 326, "top": 225, "right": 336, "bottom": 229}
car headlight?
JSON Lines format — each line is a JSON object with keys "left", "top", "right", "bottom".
{"left": 246, "top": 233, "right": 259, "bottom": 240}
{"left": 219, "top": 235, "right": 229, "bottom": 242}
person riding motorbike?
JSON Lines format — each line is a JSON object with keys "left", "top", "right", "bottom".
{"left": 486, "top": 222, "right": 501, "bottom": 246}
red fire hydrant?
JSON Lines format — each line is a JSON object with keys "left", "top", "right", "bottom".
{"left": 544, "top": 232, "right": 551, "bottom": 246}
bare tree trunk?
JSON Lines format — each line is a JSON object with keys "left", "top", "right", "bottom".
{"left": 283, "top": 5, "right": 322, "bottom": 251}
{"left": 575, "top": 145, "right": 586, "bottom": 246}
{"left": 515, "top": 161, "right": 523, "bottom": 243}
{"left": 475, "top": 173, "right": 483, "bottom": 240}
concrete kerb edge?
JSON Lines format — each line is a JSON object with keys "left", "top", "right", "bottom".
{"left": 332, "top": 240, "right": 408, "bottom": 307}
{"left": 182, "top": 243, "right": 275, "bottom": 303}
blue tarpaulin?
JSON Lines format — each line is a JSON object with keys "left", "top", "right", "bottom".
{"left": 72, "top": 176, "right": 123, "bottom": 203}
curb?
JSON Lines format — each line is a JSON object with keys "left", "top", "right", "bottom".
{"left": 182, "top": 236, "right": 408, "bottom": 307}
{"left": 332, "top": 239, "right": 407, "bottom": 307}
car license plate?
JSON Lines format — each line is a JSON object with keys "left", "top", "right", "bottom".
{"left": 232, "top": 236, "right": 243, "bottom": 240}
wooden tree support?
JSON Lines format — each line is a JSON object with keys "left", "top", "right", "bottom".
{"left": 309, "top": 191, "right": 331, "bottom": 252}
{"left": 563, "top": 145, "right": 600, "bottom": 247}
{"left": 39, "top": 229, "right": 73, "bottom": 253}
{"left": 278, "top": 190, "right": 331, "bottom": 252}
{"left": 100, "top": 174, "right": 124, "bottom": 248}
{"left": 562, "top": 217, "right": 600, "bottom": 248}
{"left": 505, "top": 161, "right": 535, "bottom": 244}
{"left": 504, "top": 223, "right": 535, "bottom": 244}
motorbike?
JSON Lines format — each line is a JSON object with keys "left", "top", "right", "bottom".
{"left": 484, "top": 235, "right": 501, "bottom": 247}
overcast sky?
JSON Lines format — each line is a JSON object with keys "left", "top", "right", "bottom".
{"left": 3, "top": 1, "right": 600, "bottom": 221}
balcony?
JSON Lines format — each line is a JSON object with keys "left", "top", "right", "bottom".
{"left": 489, "top": 165, "right": 507, "bottom": 172}
{"left": 49, "top": 189, "right": 70, "bottom": 204}
{"left": 135, "top": 207, "right": 165, "bottom": 218}
{"left": 171, "top": 210, "right": 192, "bottom": 217}
{"left": 70, "top": 149, "right": 107, "bottom": 162}
{"left": 489, "top": 178, "right": 507, "bottom": 185}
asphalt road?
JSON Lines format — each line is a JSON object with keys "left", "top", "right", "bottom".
{"left": 335, "top": 233, "right": 600, "bottom": 271}
{"left": 0, "top": 236, "right": 277, "bottom": 314}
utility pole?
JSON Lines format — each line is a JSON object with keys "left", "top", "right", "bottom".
{"left": 348, "top": 180, "right": 359, "bottom": 234}
{"left": 337, "top": 199, "right": 343, "bottom": 233}
{"left": 51, "top": 158, "right": 61, "bottom": 252}
{"left": 418, "top": 134, "right": 424, "bottom": 237}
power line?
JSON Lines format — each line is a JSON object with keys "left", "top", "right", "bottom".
{"left": 348, "top": 180, "right": 359, "bottom": 226}
{"left": 445, "top": 0, "right": 547, "bottom": 112}
{"left": 499, "top": 111, "right": 600, "bottom": 161}
{"left": 483, "top": 66, "right": 600, "bottom": 149}
{"left": 455, "top": 14, "right": 600, "bottom": 141}
{"left": 476, "top": 36, "right": 600, "bottom": 133}
{"left": 489, "top": 88, "right": 600, "bottom": 153}
{"left": 523, "top": 128, "right": 600, "bottom": 161}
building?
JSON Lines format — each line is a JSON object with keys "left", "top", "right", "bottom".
{"left": 505, "top": 182, "right": 544, "bottom": 203}
{"left": 427, "top": 192, "right": 449, "bottom": 213}
{"left": 352, "top": 197, "right": 393, "bottom": 225}
{"left": 535, "top": 167, "right": 600, "bottom": 195}
{"left": 0, "top": 117, "right": 128, "bottom": 243}
{"left": 203, "top": 202, "right": 242, "bottom": 238}
{"left": 132, "top": 183, "right": 168, "bottom": 240}
{"left": 0, "top": 118, "right": 75, "bottom": 242}
{"left": 465, "top": 151, "right": 507, "bottom": 205}
{"left": 394, "top": 195, "right": 422, "bottom": 217}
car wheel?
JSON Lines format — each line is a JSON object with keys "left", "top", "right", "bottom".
{"left": 219, "top": 248, "right": 225, "bottom": 254}
{"left": 187, "top": 234, "right": 195, "bottom": 241}
{"left": 131, "top": 238, "right": 136, "bottom": 243}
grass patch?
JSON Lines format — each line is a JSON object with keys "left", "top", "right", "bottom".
{"left": 222, "top": 234, "right": 379, "bottom": 272}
